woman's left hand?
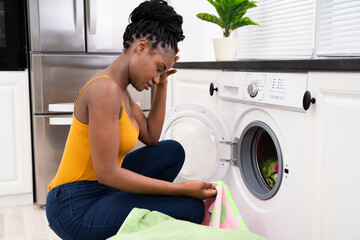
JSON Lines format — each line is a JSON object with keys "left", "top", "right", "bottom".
{"left": 159, "top": 50, "right": 180, "bottom": 84}
{"left": 179, "top": 180, "right": 218, "bottom": 200}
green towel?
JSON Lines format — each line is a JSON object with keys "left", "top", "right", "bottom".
{"left": 111, "top": 208, "right": 267, "bottom": 240}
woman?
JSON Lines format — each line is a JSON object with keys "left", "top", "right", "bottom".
{"left": 45, "top": 1, "right": 217, "bottom": 239}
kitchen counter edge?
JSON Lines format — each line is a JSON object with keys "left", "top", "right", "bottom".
{"left": 173, "top": 59, "right": 360, "bottom": 72}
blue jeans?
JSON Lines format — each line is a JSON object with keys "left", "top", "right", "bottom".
{"left": 46, "top": 140, "right": 205, "bottom": 240}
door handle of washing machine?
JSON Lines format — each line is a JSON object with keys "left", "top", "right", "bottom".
{"left": 209, "top": 83, "right": 218, "bottom": 96}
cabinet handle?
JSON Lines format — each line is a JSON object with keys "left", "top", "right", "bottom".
{"left": 303, "top": 91, "right": 316, "bottom": 111}
{"left": 209, "top": 83, "right": 218, "bottom": 96}
{"left": 88, "top": 0, "right": 97, "bottom": 34}
{"left": 49, "top": 117, "right": 73, "bottom": 126}
{"left": 74, "top": 0, "right": 83, "bottom": 34}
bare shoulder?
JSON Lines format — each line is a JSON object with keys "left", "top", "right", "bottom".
{"left": 75, "top": 76, "right": 124, "bottom": 124}
{"left": 85, "top": 77, "right": 123, "bottom": 115}
{"left": 89, "top": 77, "right": 121, "bottom": 100}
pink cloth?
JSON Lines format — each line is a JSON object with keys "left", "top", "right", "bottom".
{"left": 202, "top": 181, "right": 248, "bottom": 230}
{"left": 274, "top": 165, "right": 279, "bottom": 174}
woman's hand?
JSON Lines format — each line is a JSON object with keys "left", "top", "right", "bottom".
{"left": 180, "top": 180, "right": 217, "bottom": 200}
{"left": 159, "top": 50, "right": 180, "bottom": 84}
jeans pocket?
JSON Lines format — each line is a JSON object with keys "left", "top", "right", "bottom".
{"left": 49, "top": 218, "right": 74, "bottom": 240}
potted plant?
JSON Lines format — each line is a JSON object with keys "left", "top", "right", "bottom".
{"left": 196, "top": 0, "right": 259, "bottom": 61}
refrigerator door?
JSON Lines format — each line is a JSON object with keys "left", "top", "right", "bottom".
{"left": 33, "top": 114, "right": 72, "bottom": 205}
{"left": 86, "top": 0, "right": 143, "bottom": 53}
{"left": 28, "top": 0, "right": 85, "bottom": 52}
{"left": 33, "top": 111, "right": 149, "bottom": 205}
{"left": 30, "top": 54, "right": 152, "bottom": 114}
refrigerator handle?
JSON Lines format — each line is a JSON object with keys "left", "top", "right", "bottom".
{"left": 88, "top": 0, "right": 97, "bottom": 34}
{"left": 74, "top": 0, "right": 84, "bottom": 34}
{"left": 49, "top": 117, "right": 73, "bottom": 126}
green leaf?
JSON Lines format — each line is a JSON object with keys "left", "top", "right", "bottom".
{"left": 231, "top": 17, "right": 259, "bottom": 30}
{"left": 234, "top": 0, "right": 257, "bottom": 19}
{"left": 214, "top": 0, "right": 227, "bottom": 25}
{"left": 196, "top": 0, "right": 259, "bottom": 35}
{"left": 196, "top": 13, "right": 224, "bottom": 29}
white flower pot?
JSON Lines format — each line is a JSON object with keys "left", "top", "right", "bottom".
{"left": 213, "top": 37, "right": 237, "bottom": 61}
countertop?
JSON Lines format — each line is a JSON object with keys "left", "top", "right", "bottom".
{"left": 173, "top": 58, "right": 360, "bottom": 72}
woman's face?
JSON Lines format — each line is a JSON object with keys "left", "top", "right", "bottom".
{"left": 129, "top": 41, "right": 176, "bottom": 91}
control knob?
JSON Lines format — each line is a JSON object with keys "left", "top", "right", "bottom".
{"left": 247, "top": 81, "right": 258, "bottom": 98}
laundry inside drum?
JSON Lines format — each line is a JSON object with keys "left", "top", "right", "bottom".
{"left": 255, "top": 130, "right": 279, "bottom": 190}
{"left": 239, "top": 121, "right": 283, "bottom": 200}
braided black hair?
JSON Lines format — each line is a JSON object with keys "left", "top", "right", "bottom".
{"left": 123, "top": 0, "right": 185, "bottom": 54}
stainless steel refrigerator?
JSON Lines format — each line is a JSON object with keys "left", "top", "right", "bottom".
{"left": 27, "top": 0, "right": 150, "bottom": 205}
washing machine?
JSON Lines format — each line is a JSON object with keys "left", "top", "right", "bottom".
{"left": 160, "top": 71, "right": 315, "bottom": 240}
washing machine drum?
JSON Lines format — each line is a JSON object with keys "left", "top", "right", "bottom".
{"left": 238, "top": 121, "right": 283, "bottom": 200}
{"left": 160, "top": 103, "right": 231, "bottom": 183}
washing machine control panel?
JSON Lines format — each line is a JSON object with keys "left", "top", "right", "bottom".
{"left": 219, "top": 71, "right": 308, "bottom": 111}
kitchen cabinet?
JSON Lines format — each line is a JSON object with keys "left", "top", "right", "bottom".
{"left": 0, "top": 71, "right": 33, "bottom": 207}
{"left": 304, "top": 72, "right": 360, "bottom": 240}
{"left": 169, "top": 69, "right": 222, "bottom": 113}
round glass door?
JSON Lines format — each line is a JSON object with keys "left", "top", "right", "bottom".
{"left": 238, "top": 121, "right": 283, "bottom": 200}
{"left": 161, "top": 103, "right": 231, "bottom": 183}
{"left": 162, "top": 116, "right": 218, "bottom": 182}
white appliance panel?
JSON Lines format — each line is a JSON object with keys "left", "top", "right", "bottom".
{"left": 219, "top": 72, "right": 308, "bottom": 111}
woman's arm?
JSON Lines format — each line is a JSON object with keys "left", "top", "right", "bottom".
{"left": 129, "top": 80, "right": 168, "bottom": 146}
{"left": 131, "top": 54, "right": 179, "bottom": 146}
{"left": 97, "top": 165, "right": 217, "bottom": 200}
{"left": 87, "top": 77, "right": 217, "bottom": 200}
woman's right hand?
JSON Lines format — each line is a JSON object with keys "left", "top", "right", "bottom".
{"left": 179, "top": 180, "right": 217, "bottom": 200}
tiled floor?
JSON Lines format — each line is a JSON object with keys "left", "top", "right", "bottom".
{"left": 0, "top": 204, "right": 60, "bottom": 240}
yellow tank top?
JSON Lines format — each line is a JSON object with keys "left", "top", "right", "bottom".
{"left": 48, "top": 76, "right": 139, "bottom": 191}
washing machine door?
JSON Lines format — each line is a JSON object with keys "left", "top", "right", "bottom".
{"left": 160, "top": 103, "right": 232, "bottom": 183}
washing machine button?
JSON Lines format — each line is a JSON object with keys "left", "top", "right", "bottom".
{"left": 247, "top": 81, "right": 258, "bottom": 98}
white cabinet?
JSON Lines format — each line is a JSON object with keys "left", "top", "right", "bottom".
{"left": 304, "top": 72, "right": 360, "bottom": 240}
{"left": 169, "top": 69, "right": 222, "bottom": 113}
{"left": 0, "top": 71, "right": 33, "bottom": 207}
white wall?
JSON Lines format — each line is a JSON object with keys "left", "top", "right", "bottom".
{"left": 171, "top": 0, "right": 223, "bottom": 61}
